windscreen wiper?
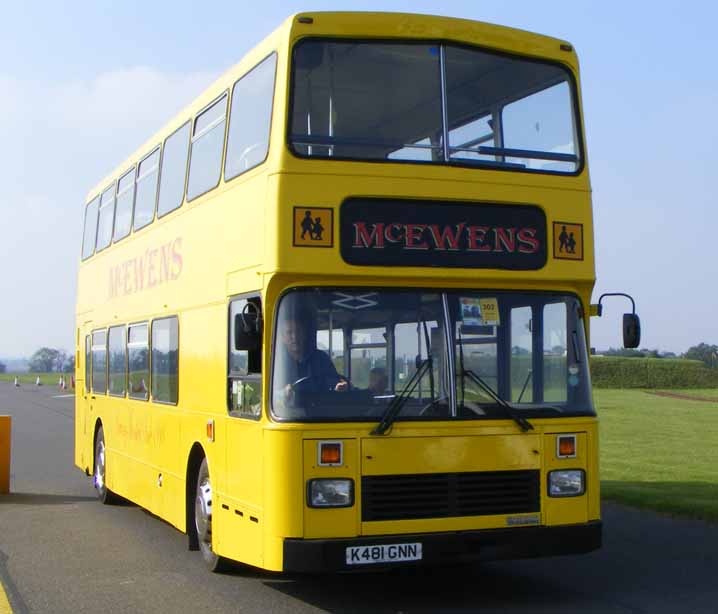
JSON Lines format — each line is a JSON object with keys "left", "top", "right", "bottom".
{"left": 371, "top": 358, "right": 432, "bottom": 436}
{"left": 461, "top": 369, "right": 534, "bottom": 432}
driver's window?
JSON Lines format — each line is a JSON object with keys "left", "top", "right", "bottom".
{"left": 228, "top": 296, "right": 262, "bottom": 419}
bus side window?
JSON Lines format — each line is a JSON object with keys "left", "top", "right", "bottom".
{"left": 151, "top": 317, "right": 179, "bottom": 404}
{"left": 96, "top": 183, "right": 116, "bottom": 253}
{"left": 81, "top": 196, "right": 100, "bottom": 260}
{"left": 228, "top": 296, "right": 262, "bottom": 419}
{"left": 91, "top": 330, "right": 108, "bottom": 394}
{"left": 85, "top": 335, "right": 91, "bottom": 394}
{"left": 225, "top": 53, "right": 277, "bottom": 180}
{"left": 128, "top": 323, "right": 149, "bottom": 401}
{"left": 134, "top": 147, "right": 160, "bottom": 231}
{"left": 157, "top": 121, "right": 191, "bottom": 218}
{"left": 187, "top": 93, "right": 228, "bottom": 201}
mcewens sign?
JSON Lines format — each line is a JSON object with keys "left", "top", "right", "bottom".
{"left": 108, "top": 238, "right": 183, "bottom": 299}
{"left": 340, "top": 199, "right": 547, "bottom": 270}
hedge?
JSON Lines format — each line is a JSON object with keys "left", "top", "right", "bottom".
{"left": 590, "top": 356, "right": 718, "bottom": 389}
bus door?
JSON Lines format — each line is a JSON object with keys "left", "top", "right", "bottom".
{"left": 76, "top": 321, "right": 94, "bottom": 470}
{"left": 224, "top": 295, "right": 264, "bottom": 566}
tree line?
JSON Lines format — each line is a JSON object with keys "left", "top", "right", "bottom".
{"left": 601, "top": 343, "right": 718, "bottom": 368}
{"left": 2, "top": 342, "right": 717, "bottom": 374}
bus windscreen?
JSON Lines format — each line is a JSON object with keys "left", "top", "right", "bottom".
{"left": 290, "top": 40, "right": 580, "bottom": 173}
{"left": 271, "top": 289, "right": 593, "bottom": 422}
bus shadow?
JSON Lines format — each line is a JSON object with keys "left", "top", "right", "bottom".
{"left": 259, "top": 562, "right": 590, "bottom": 612}
{"left": 0, "top": 492, "right": 97, "bottom": 505}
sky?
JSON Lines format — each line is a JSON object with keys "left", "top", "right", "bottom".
{"left": 0, "top": 1, "right": 716, "bottom": 358}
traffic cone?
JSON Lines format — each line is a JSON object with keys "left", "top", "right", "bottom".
{"left": 35, "top": 376, "right": 41, "bottom": 386}
{"left": 14, "top": 376, "right": 19, "bottom": 387}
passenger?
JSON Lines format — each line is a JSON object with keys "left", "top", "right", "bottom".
{"left": 367, "top": 367, "right": 388, "bottom": 396}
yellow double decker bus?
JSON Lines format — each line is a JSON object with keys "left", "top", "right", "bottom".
{"left": 76, "top": 12, "right": 615, "bottom": 572}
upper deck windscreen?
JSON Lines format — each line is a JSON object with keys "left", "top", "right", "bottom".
{"left": 289, "top": 40, "right": 580, "bottom": 174}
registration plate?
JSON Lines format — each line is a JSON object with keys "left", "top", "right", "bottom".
{"left": 346, "top": 542, "right": 422, "bottom": 565}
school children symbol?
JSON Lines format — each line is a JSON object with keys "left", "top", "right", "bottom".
{"left": 293, "top": 207, "right": 334, "bottom": 247}
{"left": 553, "top": 221, "right": 583, "bottom": 261}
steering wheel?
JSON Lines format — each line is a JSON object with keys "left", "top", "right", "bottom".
{"left": 290, "top": 375, "right": 323, "bottom": 391}
{"left": 419, "top": 396, "right": 449, "bottom": 417}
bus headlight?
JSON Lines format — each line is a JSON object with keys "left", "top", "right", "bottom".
{"left": 307, "top": 479, "right": 354, "bottom": 508}
{"left": 548, "top": 470, "right": 585, "bottom": 497}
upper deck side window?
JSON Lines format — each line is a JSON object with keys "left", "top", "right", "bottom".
{"left": 113, "top": 167, "right": 136, "bottom": 243}
{"left": 81, "top": 196, "right": 100, "bottom": 260}
{"left": 225, "top": 53, "right": 278, "bottom": 181}
{"left": 289, "top": 40, "right": 581, "bottom": 175}
{"left": 96, "top": 183, "right": 116, "bottom": 252}
{"left": 157, "top": 121, "right": 191, "bottom": 218}
{"left": 187, "top": 93, "right": 228, "bottom": 201}
{"left": 134, "top": 147, "right": 161, "bottom": 231}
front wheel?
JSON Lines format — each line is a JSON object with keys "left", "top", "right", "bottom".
{"left": 94, "top": 426, "right": 120, "bottom": 504}
{"left": 194, "top": 458, "right": 228, "bottom": 572}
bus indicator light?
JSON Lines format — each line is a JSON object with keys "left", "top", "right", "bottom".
{"left": 319, "top": 441, "right": 342, "bottom": 466}
{"left": 557, "top": 434, "right": 576, "bottom": 458}
{"left": 206, "top": 420, "right": 215, "bottom": 442}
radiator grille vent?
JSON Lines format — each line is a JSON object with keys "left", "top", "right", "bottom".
{"left": 362, "top": 470, "right": 540, "bottom": 522}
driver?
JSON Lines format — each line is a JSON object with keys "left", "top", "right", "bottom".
{"left": 277, "top": 312, "right": 348, "bottom": 402}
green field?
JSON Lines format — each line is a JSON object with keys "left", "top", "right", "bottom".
{"left": 597, "top": 388, "right": 718, "bottom": 521}
{"left": 0, "top": 372, "right": 71, "bottom": 387}
{"left": 2, "top": 372, "right": 715, "bottom": 520}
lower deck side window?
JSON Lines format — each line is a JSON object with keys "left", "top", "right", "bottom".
{"left": 128, "top": 323, "right": 149, "bottom": 400}
{"left": 151, "top": 317, "right": 179, "bottom": 404}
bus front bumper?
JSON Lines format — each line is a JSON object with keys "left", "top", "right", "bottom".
{"left": 283, "top": 521, "right": 601, "bottom": 572}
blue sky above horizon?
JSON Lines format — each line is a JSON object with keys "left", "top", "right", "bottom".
{"left": 1, "top": 1, "right": 716, "bottom": 357}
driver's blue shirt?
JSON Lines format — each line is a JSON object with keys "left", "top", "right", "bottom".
{"left": 281, "top": 348, "right": 341, "bottom": 391}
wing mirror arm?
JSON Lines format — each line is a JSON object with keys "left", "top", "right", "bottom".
{"left": 590, "top": 292, "right": 641, "bottom": 349}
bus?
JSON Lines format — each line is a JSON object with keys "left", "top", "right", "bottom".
{"left": 75, "top": 12, "right": 635, "bottom": 572}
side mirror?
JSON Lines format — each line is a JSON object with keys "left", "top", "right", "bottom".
{"left": 234, "top": 307, "right": 261, "bottom": 351}
{"left": 623, "top": 313, "right": 641, "bottom": 349}
{"left": 593, "top": 292, "right": 642, "bottom": 350}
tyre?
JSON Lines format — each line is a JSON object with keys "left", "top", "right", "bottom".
{"left": 94, "top": 426, "right": 120, "bottom": 504}
{"left": 194, "top": 458, "right": 228, "bottom": 572}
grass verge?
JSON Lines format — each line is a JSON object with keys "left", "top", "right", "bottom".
{"left": 0, "top": 372, "right": 70, "bottom": 387}
{"left": 596, "top": 388, "right": 718, "bottom": 521}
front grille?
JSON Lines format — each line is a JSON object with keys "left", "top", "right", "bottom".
{"left": 362, "top": 470, "right": 540, "bottom": 522}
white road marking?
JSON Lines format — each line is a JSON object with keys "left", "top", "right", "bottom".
{"left": 52, "top": 394, "right": 75, "bottom": 399}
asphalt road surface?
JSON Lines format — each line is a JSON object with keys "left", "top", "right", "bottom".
{"left": 1, "top": 383, "right": 717, "bottom": 614}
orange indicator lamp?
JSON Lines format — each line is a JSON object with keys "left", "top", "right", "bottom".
{"left": 319, "top": 441, "right": 342, "bottom": 466}
{"left": 557, "top": 434, "right": 576, "bottom": 458}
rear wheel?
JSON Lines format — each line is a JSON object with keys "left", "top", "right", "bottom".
{"left": 194, "top": 458, "right": 228, "bottom": 572}
{"left": 94, "top": 426, "right": 120, "bottom": 504}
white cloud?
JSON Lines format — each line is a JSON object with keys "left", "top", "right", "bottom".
{"left": 0, "top": 67, "right": 217, "bottom": 356}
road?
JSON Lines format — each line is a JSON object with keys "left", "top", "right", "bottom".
{"left": 1, "top": 383, "right": 717, "bottom": 613}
